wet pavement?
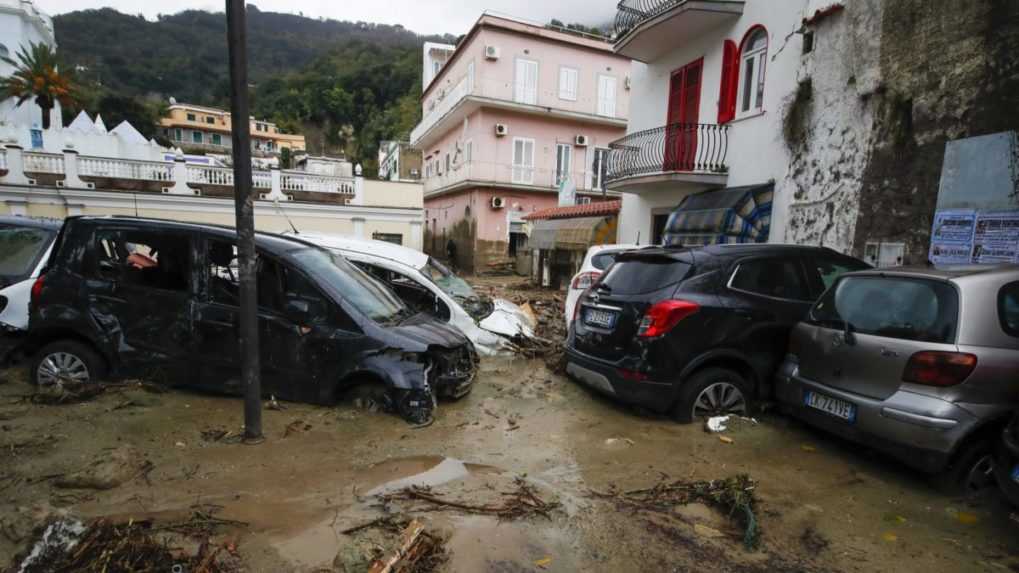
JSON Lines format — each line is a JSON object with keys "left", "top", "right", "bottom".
{"left": 2, "top": 351, "right": 1018, "bottom": 572}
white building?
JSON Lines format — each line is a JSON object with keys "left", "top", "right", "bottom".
{"left": 0, "top": 0, "right": 60, "bottom": 133}
{"left": 608, "top": 0, "right": 815, "bottom": 246}
{"left": 422, "top": 42, "right": 456, "bottom": 91}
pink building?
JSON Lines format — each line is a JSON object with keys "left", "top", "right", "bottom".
{"left": 412, "top": 14, "right": 631, "bottom": 272}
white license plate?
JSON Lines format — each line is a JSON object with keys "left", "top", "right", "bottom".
{"left": 804, "top": 391, "right": 856, "bottom": 423}
{"left": 584, "top": 308, "right": 616, "bottom": 329}
{"left": 1012, "top": 464, "right": 1019, "bottom": 485}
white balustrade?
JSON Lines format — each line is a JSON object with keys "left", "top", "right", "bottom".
{"left": 78, "top": 156, "right": 173, "bottom": 182}
{"left": 22, "top": 151, "right": 64, "bottom": 174}
{"left": 186, "top": 165, "right": 234, "bottom": 186}
{"left": 280, "top": 171, "right": 356, "bottom": 195}
{"left": 0, "top": 149, "right": 6, "bottom": 172}
{"left": 252, "top": 170, "right": 272, "bottom": 189}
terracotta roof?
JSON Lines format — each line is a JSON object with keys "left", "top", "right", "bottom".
{"left": 523, "top": 200, "right": 622, "bottom": 221}
{"left": 803, "top": 3, "right": 845, "bottom": 26}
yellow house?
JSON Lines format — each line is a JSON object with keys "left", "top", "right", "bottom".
{"left": 159, "top": 103, "right": 306, "bottom": 157}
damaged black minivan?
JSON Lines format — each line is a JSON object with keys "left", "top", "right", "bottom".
{"left": 26, "top": 217, "right": 477, "bottom": 424}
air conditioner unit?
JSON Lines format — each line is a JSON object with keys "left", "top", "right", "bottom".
{"left": 409, "top": 168, "right": 420, "bottom": 178}
{"left": 484, "top": 45, "right": 500, "bottom": 60}
{"left": 624, "top": 75, "right": 632, "bottom": 90}
{"left": 574, "top": 135, "right": 589, "bottom": 147}
{"left": 491, "top": 196, "right": 506, "bottom": 209}
{"left": 494, "top": 123, "right": 508, "bottom": 137}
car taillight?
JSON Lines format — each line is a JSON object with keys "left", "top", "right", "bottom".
{"left": 571, "top": 271, "right": 601, "bottom": 290}
{"left": 902, "top": 351, "right": 977, "bottom": 387}
{"left": 30, "top": 274, "right": 45, "bottom": 303}
{"left": 637, "top": 300, "right": 699, "bottom": 338}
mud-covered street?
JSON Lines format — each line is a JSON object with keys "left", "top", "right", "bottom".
{"left": 1, "top": 278, "right": 1018, "bottom": 572}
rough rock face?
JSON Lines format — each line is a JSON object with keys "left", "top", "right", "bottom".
{"left": 781, "top": 0, "right": 1019, "bottom": 262}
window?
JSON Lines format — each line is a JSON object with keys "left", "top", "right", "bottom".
{"left": 592, "top": 148, "right": 610, "bottom": 190}
{"left": 291, "top": 248, "right": 405, "bottom": 323}
{"left": 211, "top": 133, "right": 222, "bottom": 146}
{"left": 92, "top": 229, "right": 190, "bottom": 292}
{"left": 807, "top": 255, "right": 870, "bottom": 294}
{"left": 737, "top": 27, "right": 768, "bottom": 116}
{"left": 512, "top": 137, "right": 535, "bottom": 184}
{"left": 0, "top": 224, "right": 55, "bottom": 282}
{"left": 729, "top": 258, "right": 810, "bottom": 301}
{"left": 445, "top": 153, "right": 451, "bottom": 174}
{"left": 602, "top": 258, "right": 691, "bottom": 295}
{"left": 173, "top": 128, "right": 183, "bottom": 141}
{"left": 464, "top": 140, "right": 473, "bottom": 163}
{"left": 559, "top": 66, "right": 579, "bottom": 101}
{"left": 432, "top": 60, "right": 442, "bottom": 76}
{"left": 186, "top": 113, "right": 196, "bottom": 121}
{"left": 717, "top": 39, "right": 739, "bottom": 123}
{"left": 597, "top": 74, "right": 618, "bottom": 117}
{"left": 205, "top": 116, "right": 215, "bottom": 124}
{"left": 192, "top": 131, "right": 203, "bottom": 144}
{"left": 999, "top": 282, "right": 1019, "bottom": 337}
{"left": 514, "top": 58, "right": 538, "bottom": 105}
{"left": 555, "top": 143, "right": 573, "bottom": 186}
{"left": 372, "top": 233, "right": 404, "bottom": 246}
{"left": 810, "top": 277, "right": 959, "bottom": 343}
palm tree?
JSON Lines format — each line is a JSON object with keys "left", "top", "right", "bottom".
{"left": 0, "top": 42, "right": 77, "bottom": 129}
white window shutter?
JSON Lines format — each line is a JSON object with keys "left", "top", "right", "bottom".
{"left": 598, "top": 76, "right": 617, "bottom": 117}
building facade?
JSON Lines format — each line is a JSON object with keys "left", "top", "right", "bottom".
{"left": 159, "top": 103, "right": 306, "bottom": 158}
{"left": 412, "top": 14, "right": 631, "bottom": 272}
{"left": 378, "top": 140, "right": 423, "bottom": 182}
{"left": 0, "top": 0, "right": 61, "bottom": 132}
{"left": 610, "top": 0, "right": 1019, "bottom": 264}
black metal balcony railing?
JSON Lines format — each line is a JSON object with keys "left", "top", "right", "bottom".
{"left": 614, "top": 0, "right": 690, "bottom": 38}
{"left": 606, "top": 123, "right": 729, "bottom": 184}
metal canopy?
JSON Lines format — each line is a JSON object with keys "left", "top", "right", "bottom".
{"left": 664, "top": 183, "right": 774, "bottom": 246}
{"left": 530, "top": 216, "right": 616, "bottom": 251}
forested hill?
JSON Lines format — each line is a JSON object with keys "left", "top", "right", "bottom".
{"left": 52, "top": 5, "right": 456, "bottom": 171}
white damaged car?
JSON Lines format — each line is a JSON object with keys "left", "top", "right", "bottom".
{"left": 297, "top": 233, "right": 536, "bottom": 355}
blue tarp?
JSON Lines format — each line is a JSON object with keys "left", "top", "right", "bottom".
{"left": 663, "top": 183, "right": 774, "bottom": 247}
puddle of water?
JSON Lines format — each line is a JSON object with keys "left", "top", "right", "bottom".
{"left": 365, "top": 457, "right": 471, "bottom": 496}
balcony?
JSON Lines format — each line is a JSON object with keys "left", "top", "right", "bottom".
{"left": 423, "top": 159, "right": 616, "bottom": 198}
{"left": 411, "top": 74, "right": 628, "bottom": 149}
{"left": 605, "top": 123, "right": 729, "bottom": 194}
{"left": 1, "top": 146, "right": 358, "bottom": 205}
{"left": 613, "top": 0, "right": 744, "bottom": 62}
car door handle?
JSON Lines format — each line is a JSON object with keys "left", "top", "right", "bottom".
{"left": 880, "top": 348, "right": 899, "bottom": 358}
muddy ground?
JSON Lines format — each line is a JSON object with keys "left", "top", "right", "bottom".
{"left": 2, "top": 277, "right": 1018, "bottom": 572}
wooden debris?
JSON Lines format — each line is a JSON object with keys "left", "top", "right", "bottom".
{"left": 375, "top": 477, "right": 559, "bottom": 520}
{"left": 368, "top": 519, "right": 424, "bottom": 573}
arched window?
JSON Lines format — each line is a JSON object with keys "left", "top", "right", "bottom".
{"left": 736, "top": 27, "right": 768, "bottom": 116}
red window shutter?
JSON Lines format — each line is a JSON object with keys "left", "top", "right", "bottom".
{"left": 717, "top": 40, "right": 738, "bottom": 124}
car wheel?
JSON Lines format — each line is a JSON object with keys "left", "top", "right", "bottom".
{"left": 994, "top": 452, "right": 1019, "bottom": 507}
{"left": 345, "top": 383, "right": 392, "bottom": 413}
{"left": 933, "top": 439, "right": 996, "bottom": 496}
{"left": 31, "top": 340, "right": 106, "bottom": 388}
{"left": 673, "top": 367, "right": 751, "bottom": 424}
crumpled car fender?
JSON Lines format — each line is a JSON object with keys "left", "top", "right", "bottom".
{"left": 360, "top": 353, "right": 429, "bottom": 391}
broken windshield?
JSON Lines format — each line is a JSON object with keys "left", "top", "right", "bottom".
{"left": 420, "top": 257, "right": 494, "bottom": 320}
{"left": 0, "top": 224, "right": 55, "bottom": 285}
{"left": 290, "top": 247, "right": 407, "bottom": 324}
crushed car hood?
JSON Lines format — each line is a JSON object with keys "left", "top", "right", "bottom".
{"left": 478, "top": 298, "right": 536, "bottom": 339}
{"left": 386, "top": 312, "right": 470, "bottom": 351}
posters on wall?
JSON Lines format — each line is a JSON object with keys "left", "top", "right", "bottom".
{"left": 929, "top": 209, "right": 1019, "bottom": 265}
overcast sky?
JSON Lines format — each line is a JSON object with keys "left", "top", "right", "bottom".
{"left": 33, "top": 0, "right": 617, "bottom": 36}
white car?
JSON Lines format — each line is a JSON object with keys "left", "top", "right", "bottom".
{"left": 0, "top": 216, "right": 62, "bottom": 363}
{"left": 565, "top": 244, "right": 641, "bottom": 328}
{"left": 296, "top": 233, "right": 536, "bottom": 356}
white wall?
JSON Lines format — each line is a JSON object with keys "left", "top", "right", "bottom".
{"left": 619, "top": 0, "right": 811, "bottom": 244}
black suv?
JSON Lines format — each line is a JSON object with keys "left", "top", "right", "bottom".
{"left": 26, "top": 217, "right": 477, "bottom": 424}
{"left": 566, "top": 244, "right": 869, "bottom": 422}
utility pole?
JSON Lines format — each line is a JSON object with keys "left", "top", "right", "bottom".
{"left": 226, "top": 0, "right": 262, "bottom": 443}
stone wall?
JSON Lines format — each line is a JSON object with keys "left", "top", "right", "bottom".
{"left": 781, "top": 0, "right": 1019, "bottom": 262}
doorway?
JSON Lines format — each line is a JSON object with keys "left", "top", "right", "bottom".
{"left": 665, "top": 59, "right": 703, "bottom": 171}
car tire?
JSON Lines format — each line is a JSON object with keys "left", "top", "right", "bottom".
{"left": 30, "top": 340, "right": 106, "bottom": 388}
{"left": 932, "top": 439, "right": 996, "bottom": 496}
{"left": 672, "top": 367, "right": 752, "bottom": 424}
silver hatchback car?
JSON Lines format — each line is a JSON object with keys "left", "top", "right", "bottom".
{"left": 776, "top": 265, "right": 1019, "bottom": 490}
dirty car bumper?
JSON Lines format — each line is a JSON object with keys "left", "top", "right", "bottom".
{"left": 431, "top": 345, "right": 478, "bottom": 400}
{"left": 565, "top": 347, "right": 674, "bottom": 413}
{"left": 775, "top": 361, "right": 979, "bottom": 473}
{"left": 0, "top": 324, "right": 26, "bottom": 366}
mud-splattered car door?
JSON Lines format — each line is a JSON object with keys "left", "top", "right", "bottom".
{"left": 85, "top": 225, "right": 196, "bottom": 382}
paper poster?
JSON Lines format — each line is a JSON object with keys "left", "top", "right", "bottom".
{"left": 929, "top": 209, "right": 975, "bottom": 265}
{"left": 971, "top": 211, "right": 1019, "bottom": 264}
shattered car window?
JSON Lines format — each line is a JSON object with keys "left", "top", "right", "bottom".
{"left": 0, "top": 224, "right": 54, "bottom": 284}
{"left": 289, "top": 247, "right": 406, "bottom": 323}
{"left": 92, "top": 229, "right": 190, "bottom": 292}
{"left": 421, "top": 257, "right": 493, "bottom": 320}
